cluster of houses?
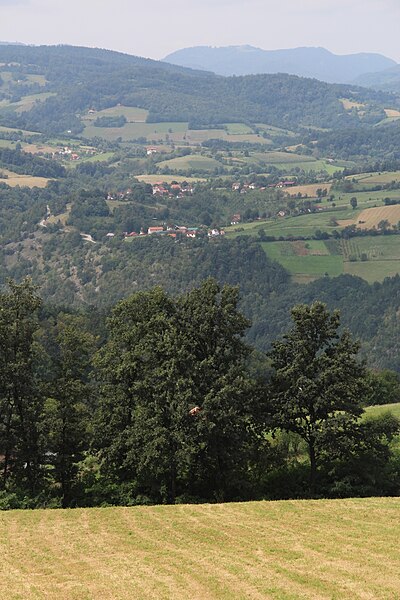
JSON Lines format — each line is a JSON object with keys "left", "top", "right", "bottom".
{"left": 232, "top": 180, "right": 297, "bottom": 193}
{"left": 123, "top": 225, "right": 225, "bottom": 239}
{"left": 55, "top": 146, "right": 97, "bottom": 161}
{"left": 152, "top": 182, "right": 194, "bottom": 198}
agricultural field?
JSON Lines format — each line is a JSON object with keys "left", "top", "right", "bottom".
{"left": 83, "top": 106, "right": 149, "bottom": 123}
{"left": 340, "top": 98, "right": 366, "bottom": 111}
{"left": 1, "top": 499, "right": 400, "bottom": 599}
{"left": 0, "top": 124, "right": 41, "bottom": 136}
{"left": 0, "top": 169, "right": 50, "bottom": 188}
{"left": 157, "top": 155, "right": 224, "bottom": 172}
{"left": 136, "top": 174, "right": 206, "bottom": 184}
{"left": 349, "top": 170, "right": 400, "bottom": 185}
{"left": 11, "top": 92, "right": 56, "bottom": 113}
{"left": 262, "top": 240, "right": 343, "bottom": 281}
{"left": 82, "top": 121, "right": 189, "bottom": 143}
{"left": 340, "top": 205, "right": 400, "bottom": 229}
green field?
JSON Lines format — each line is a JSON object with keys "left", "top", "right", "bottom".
{"left": 350, "top": 170, "right": 400, "bottom": 185}
{"left": 136, "top": 174, "right": 206, "bottom": 184}
{"left": 262, "top": 240, "right": 343, "bottom": 280}
{"left": 365, "top": 402, "right": 400, "bottom": 420}
{"left": 1, "top": 499, "right": 400, "bottom": 599}
{"left": 226, "top": 206, "right": 400, "bottom": 282}
{"left": 82, "top": 121, "right": 188, "bottom": 142}
{"left": 83, "top": 106, "right": 149, "bottom": 122}
{"left": 157, "top": 154, "right": 224, "bottom": 172}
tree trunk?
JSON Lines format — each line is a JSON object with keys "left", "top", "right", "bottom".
{"left": 308, "top": 440, "right": 317, "bottom": 497}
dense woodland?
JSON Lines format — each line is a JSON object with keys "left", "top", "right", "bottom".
{"left": 0, "top": 45, "right": 398, "bottom": 134}
{"left": 0, "top": 278, "right": 399, "bottom": 509}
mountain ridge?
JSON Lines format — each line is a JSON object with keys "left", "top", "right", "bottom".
{"left": 163, "top": 45, "right": 397, "bottom": 84}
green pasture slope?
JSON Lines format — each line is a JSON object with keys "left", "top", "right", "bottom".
{"left": 1, "top": 499, "right": 400, "bottom": 599}
{"left": 226, "top": 202, "right": 400, "bottom": 283}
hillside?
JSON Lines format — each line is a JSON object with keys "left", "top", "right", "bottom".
{"left": 1, "top": 499, "right": 400, "bottom": 599}
{"left": 0, "top": 44, "right": 397, "bottom": 134}
{"left": 356, "top": 64, "right": 400, "bottom": 92}
{"left": 163, "top": 45, "right": 397, "bottom": 83}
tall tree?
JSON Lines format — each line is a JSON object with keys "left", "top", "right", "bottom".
{"left": 41, "top": 314, "right": 95, "bottom": 507}
{"left": 95, "top": 280, "right": 261, "bottom": 504}
{"left": 0, "top": 278, "right": 42, "bottom": 494}
{"left": 268, "top": 301, "right": 368, "bottom": 495}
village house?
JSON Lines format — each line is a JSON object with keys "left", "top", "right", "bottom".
{"left": 146, "top": 146, "right": 158, "bottom": 156}
{"left": 230, "top": 214, "right": 241, "bottom": 225}
{"left": 148, "top": 226, "right": 164, "bottom": 235}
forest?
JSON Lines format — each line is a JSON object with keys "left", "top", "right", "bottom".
{"left": 0, "top": 45, "right": 398, "bottom": 134}
{"left": 1, "top": 277, "right": 399, "bottom": 510}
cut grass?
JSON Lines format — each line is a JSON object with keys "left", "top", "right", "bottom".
{"left": 340, "top": 205, "right": 400, "bottom": 229}
{"left": 135, "top": 174, "right": 206, "bottom": 184}
{"left": 82, "top": 121, "right": 188, "bottom": 142}
{"left": 0, "top": 169, "right": 50, "bottom": 188}
{"left": 1, "top": 499, "right": 400, "bottom": 599}
{"left": 83, "top": 106, "right": 149, "bottom": 122}
{"left": 157, "top": 155, "right": 223, "bottom": 172}
{"left": 262, "top": 241, "right": 343, "bottom": 279}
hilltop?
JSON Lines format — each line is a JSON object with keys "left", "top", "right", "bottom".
{"left": 1, "top": 498, "right": 400, "bottom": 599}
{"left": 163, "top": 45, "right": 397, "bottom": 83}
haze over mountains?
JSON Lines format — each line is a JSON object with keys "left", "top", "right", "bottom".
{"left": 163, "top": 45, "right": 398, "bottom": 85}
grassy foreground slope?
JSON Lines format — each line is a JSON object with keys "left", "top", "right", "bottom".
{"left": 1, "top": 499, "right": 400, "bottom": 599}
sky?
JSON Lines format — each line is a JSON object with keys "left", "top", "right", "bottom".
{"left": 0, "top": 0, "right": 399, "bottom": 62}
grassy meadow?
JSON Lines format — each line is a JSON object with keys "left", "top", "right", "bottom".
{"left": 0, "top": 169, "right": 50, "bottom": 188}
{"left": 1, "top": 498, "right": 400, "bottom": 599}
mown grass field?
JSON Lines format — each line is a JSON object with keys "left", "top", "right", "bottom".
{"left": 1, "top": 499, "right": 400, "bottom": 599}
{"left": 83, "top": 106, "right": 149, "bottom": 122}
{"left": 82, "top": 121, "right": 188, "bottom": 143}
{"left": 262, "top": 240, "right": 344, "bottom": 280}
{"left": 157, "top": 155, "right": 224, "bottom": 172}
{"left": 0, "top": 169, "right": 50, "bottom": 188}
{"left": 136, "top": 174, "right": 206, "bottom": 184}
{"left": 341, "top": 205, "right": 400, "bottom": 229}
{"left": 350, "top": 170, "right": 400, "bottom": 185}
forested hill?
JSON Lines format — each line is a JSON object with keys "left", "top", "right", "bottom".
{"left": 163, "top": 45, "right": 397, "bottom": 83}
{"left": 0, "top": 44, "right": 398, "bottom": 134}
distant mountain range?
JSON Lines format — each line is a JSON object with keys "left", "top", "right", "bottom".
{"left": 163, "top": 46, "right": 397, "bottom": 85}
{"left": 355, "top": 65, "right": 400, "bottom": 92}
{"left": 0, "top": 41, "right": 26, "bottom": 46}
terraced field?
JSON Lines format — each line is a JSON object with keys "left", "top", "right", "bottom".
{"left": 1, "top": 499, "right": 400, "bottom": 599}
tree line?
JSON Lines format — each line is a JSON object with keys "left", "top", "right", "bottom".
{"left": 1, "top": 277, "right": 399, "bottom": 510}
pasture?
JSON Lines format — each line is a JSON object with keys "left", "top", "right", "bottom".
{"left": 350, "top": 171, "right": 400, "bottom": 185}
{"left": 365, "top": 402, "right": 400, "bottom": 420}
{"left": 83, "top": 106, "right": 149, "bottom": 122}
{"left": 262, "top": 240, "right": 343, "bottom": 280}
{"left": 0, "top": 169, "right": 50, "bottom": 188}
{"left": 82, "top": 121, "right": 188, "bottom": 143}
{"left": 136, "top": 174, "right": 206, "bottom": 184}
{"left": 157, "top": 155, "right": 223, "bottom": 172}
{"left": 1, "top": 499, "right": 400, "bottom": 599}
{"left": 340, "top": 205, "right": 400, "bottom": 229}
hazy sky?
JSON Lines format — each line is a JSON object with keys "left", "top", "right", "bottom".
{"left": 1, "top": 0, "right": 399, "bottom": 62}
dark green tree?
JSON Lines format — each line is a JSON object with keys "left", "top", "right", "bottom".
{"left": 94, "top": 280, "right": 261, "bottom": 504}
{"left": 0, "top": 278, "right": 42, "bottom": 495}
{"left": 268, "top": 302, "right": 368, "bottom": 495}
{"left": 41, "top": 315, "right": 95, "bottom": 507}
